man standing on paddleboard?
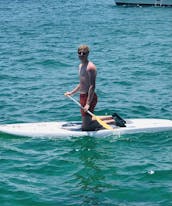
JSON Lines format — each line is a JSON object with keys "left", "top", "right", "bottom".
{"left": 65, "top": 45, "right": 101, "bottom": 131}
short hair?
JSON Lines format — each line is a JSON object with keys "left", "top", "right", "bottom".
{"left": 78, "top": 45, "right": 90, "bottom": 53}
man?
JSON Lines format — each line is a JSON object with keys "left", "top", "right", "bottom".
{"left": 65, "top": 45, "right": 102, "bottom": 131}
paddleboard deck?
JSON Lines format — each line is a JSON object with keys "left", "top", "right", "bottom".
{"left": 0, "top": 118, "right": 172, "bottom": 138}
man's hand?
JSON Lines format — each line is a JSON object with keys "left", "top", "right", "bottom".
{"left": 84, "top": 104, "right": 90, "bottom": 112}
{"left": 64, "top": 91, "right": 72, "bottom": 96}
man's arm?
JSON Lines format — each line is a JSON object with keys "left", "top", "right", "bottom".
{"left": 86, "top": 69, "right": 96, "bottom": 106}
{"left": 65, "top": 84, "right": 80, "bottom": 96}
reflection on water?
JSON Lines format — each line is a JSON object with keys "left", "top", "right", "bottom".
{"left": 72, "top": 137, "right": 105, "bottom": 205}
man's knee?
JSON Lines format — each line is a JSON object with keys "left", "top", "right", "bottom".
{"left": 82, "top": 116, "right": 91, "bottom": 131}
{"left": 82, "top": 116, "right": 102, "bottom": 131}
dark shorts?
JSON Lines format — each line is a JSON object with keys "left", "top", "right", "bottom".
{"left": 80, "top": 93, "right": 98, "bottom": 116}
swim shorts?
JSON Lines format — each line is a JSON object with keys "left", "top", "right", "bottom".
{"left": 80, "top": 93, "right": 97, "bottom": 116}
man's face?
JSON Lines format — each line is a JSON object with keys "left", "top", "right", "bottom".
{"left": 78, "top": 49, "right": 89, "bottom": 60}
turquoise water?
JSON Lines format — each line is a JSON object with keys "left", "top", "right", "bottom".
{"left": 0, "top": 0, "right": 172, "bottom": 205}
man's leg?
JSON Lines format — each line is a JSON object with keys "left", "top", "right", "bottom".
{"left": 82, "top": 115, "right": 102, "bottom": 131}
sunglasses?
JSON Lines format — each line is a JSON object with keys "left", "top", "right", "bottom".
{"left": 78, "top": 51, "right": 88, "bottom": 56}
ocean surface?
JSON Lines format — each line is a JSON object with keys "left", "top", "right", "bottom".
{"left": 0, "top": 0, "right": 172, "bottom": 205}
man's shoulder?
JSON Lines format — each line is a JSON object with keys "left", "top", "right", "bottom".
{"left": 87, "top": 61, "right": 96, "bottom": 71}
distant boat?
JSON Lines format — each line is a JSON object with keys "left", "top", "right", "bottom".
{"left": 114, "top": 0, "right": 172, "bottom": 7}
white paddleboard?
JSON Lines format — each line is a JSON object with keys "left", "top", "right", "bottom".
{"left": 0, "top": 118, "right": 172, "bottom": 138}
